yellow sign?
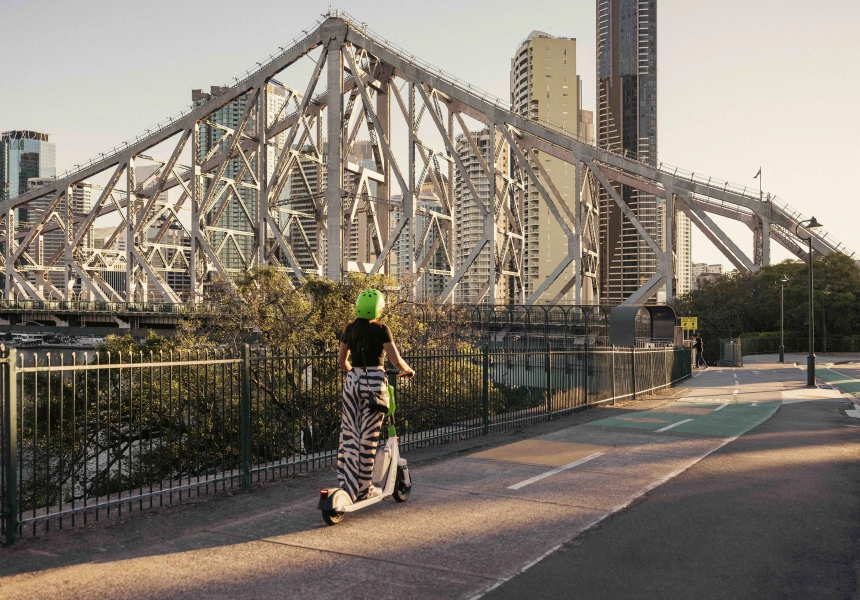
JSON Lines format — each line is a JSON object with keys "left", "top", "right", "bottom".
{"left": 680, "top": 317, "right": 698, "bottom": 330}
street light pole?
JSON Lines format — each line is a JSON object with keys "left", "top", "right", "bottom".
{"left": 795, "top": 217, "right": 822, "bottom": 387}
{"left": 822, "top": 287, "right": 831, "bottom": 354}
{"left": 779, "top": 275, "right": 789, "bottom": 363}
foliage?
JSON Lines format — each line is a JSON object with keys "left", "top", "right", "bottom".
{"left": 182, "top": 268, "right": 465, "bottom": 355}
{"left": 673, "top": 253, "right": 860, "bottom": 346}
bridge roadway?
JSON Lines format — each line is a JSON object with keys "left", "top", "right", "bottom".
{"left": 1, "top": 360, "right": 858, "bottom": 599}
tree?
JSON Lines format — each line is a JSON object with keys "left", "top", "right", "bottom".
{"left": 673, "top": 253, "right": 860, "bottom": 349}
{"left": 182, "top": 268, "right": 466, "bottom": 355}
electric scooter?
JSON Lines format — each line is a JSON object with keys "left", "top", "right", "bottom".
{"left": 318, "top": 368, "right": 413, "bottom": 525}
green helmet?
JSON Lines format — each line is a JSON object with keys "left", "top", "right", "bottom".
{"left": 355, "top": 289, "right": 385, "bottom": 319}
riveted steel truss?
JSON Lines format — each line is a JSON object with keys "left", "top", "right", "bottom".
{"left": 1, "top": 12, "right": 853, "bottom": 305}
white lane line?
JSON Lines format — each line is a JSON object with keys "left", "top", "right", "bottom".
{"left": 826, "top": 368, "right": 858, "bottom": 381}
{"left": 713, "top": 402, "right": 729, "bottom": 412}
{"left": 470, "top": 433, "right": 748, "bottom": 600}
{"left": 693, "top": 371, "right": 704, "bottom": 378}
{"left": 507, "top": 452, "right": 605, "bottom": 490}
{"left": 752, "top": 403, "right": 758, "bottom": 406}
{"left": 733, "top": 373, "right": 738, "bottom": 379}
{"left": 825, "top": 369, "right": 860, "bottom": 398}
{"left": 655, "top": 419, "right": 694, "bottom": 433}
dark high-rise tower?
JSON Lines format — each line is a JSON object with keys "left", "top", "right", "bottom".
{"left": 596, "top": 0, "right": 659, "bottom": 304}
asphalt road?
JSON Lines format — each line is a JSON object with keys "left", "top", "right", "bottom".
{"left": 1, "top": 363, "right": 857, "bottom": 599}
{"left": 487, "top": 366, "right": 860, "bottom": 600}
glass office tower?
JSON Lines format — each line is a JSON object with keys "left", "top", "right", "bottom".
{"left": 0, "top": 130, "right": 56, "bottom": 223}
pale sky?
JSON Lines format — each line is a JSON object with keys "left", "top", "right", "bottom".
{"left": 2, "top": 0, "right": 858, "bottom": 268}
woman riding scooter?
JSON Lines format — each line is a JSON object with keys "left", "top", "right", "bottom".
{"left": 337, "top": 289, "right": 415, "bottom": 502}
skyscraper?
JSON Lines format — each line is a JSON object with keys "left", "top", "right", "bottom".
{"left": 454, "top": 128, "right": 510, "bottom": 304}
{"left": 24, "top": 177, "right": 91, "bottom": 267}
{"left": 597, "top": 0, "right": 690, "bottom": 303}
{"left": 596, "top": 0, "right": 688, "bottom": 304}
{"left": 0, "top": 130, "right": 56, "bottom": 225}
{"left": 284, "top": 144, "right": 325, "bottom": 275}
{"left": 283, "top": 140, "right": 389, "bottom": 277}
{"left": 674, "top": 207, "right": 692, "bottom": 296}
{"left": 512, "top": 31, "right": 597, "bottom": 303}
{"left": 192, "top": 82, "right": 289, "bottom": 273}
{"left": 344, "top": 140, "right": 382, "bottom": 270}
{"left": 391, "top": 179, "right": 449, "bottom": 300}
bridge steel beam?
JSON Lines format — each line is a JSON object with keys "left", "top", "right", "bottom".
{"left": 0, "top": 13, "right": 852, "bottom": 305}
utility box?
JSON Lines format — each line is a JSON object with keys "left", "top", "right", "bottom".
{"left": 719, "top": 338, "right": 743, "bottom": 367}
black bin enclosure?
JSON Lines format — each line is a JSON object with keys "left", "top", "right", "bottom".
{"left": 609, "top": 305, "right": 678, "bottom": 347}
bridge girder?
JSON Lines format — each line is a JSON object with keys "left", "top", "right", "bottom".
{"left": 0, "top": 12, "right": 852, "bottom": 305}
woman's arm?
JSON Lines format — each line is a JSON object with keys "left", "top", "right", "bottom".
{"left": 383, "top": 341, "right": 415, "bottom": 378}
{"left": 337, "top": 342, "right": 352, "bottom": 373}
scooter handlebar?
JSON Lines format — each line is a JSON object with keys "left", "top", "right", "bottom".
{"left": 386, "top": 368, "right": 415, "bottom": 378}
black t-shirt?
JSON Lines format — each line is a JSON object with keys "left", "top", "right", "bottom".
{"left": 341, "top": 322, "right": 393, "bottom": 368}
{"left": 693, "top": 338, "right": 704, "bottom": 352}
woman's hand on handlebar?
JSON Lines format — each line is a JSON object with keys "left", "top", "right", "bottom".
{"left": 400, "top": 368, "right": 416, "bottom": 379}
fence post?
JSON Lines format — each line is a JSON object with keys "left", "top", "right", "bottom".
{"left": 611, "top": 348, "right": 617, "bottom": 405}
{"left": 482, "top": 345, "right": 489, "bottom": 436}
{"left": 240, "top": 344, "right": 251, "bottom": 491}
{"left": 546, "top": 344, "right": 553, "bottom": 419}
{"left": 631, "top": 347, "right": 636, "bottom": 400}
{"left": 2, "top": 346, "right": 17, "bottom": 546}
{"left": 584, "top": 340, "right": 590, "bottom": 406}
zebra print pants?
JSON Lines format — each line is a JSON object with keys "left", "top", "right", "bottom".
{"left": 338, "top": 368, "right": 387, "bottom": 501}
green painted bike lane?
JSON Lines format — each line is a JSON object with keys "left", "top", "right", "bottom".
{"left": 817, "top": 367, "right": 860, "bottom": 398}
{"left": 590, "top": 401, "right": 782, "bottom": 437}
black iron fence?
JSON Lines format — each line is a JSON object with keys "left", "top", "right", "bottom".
{"left": 0, "top": 344, "right": 690, "bottom": 544}
{"left": 741, "top": 337, "right": 860, "bottom": 356}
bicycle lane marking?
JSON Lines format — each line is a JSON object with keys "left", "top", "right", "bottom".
{"left": 818, "top": 368, "right": 860, "bottom": 399}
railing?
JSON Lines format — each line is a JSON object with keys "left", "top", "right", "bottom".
{"left": 741, "top": 337, "right": 860, "bottom": 356}
{"left": 0, "top": 343, "right": 690, "bottom": 544}
{"left": 0, "top": 300, "right": 231, "bottom": 316}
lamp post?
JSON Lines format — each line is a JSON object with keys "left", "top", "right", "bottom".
{"left": 795, "top": 216, "right": 823, "bottom": 387}
{"left": 822, "top": 287, "right": 831, "bottom": 354}
{"left": 779, "top": 275, "right": 789, "bottom": 363}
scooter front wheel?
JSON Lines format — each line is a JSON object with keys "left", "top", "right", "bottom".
{"left": 393, "top": 471, "right": 411, "bottom": 503}
{"left": 322, "top": 510, "right": 344, "bottom": 525}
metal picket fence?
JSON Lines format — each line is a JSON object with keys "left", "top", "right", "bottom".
{"left": 0, "top": 344, "right": 690, "bottom": 544}
{"left": 741, "top": 337, "right": 860, "bottom": 356}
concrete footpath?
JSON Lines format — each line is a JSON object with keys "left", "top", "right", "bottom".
{"left": 1, "top": 361, "right": 858, "bottom": 599}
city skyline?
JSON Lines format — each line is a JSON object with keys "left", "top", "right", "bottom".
{"left": 2, "top": 0, "right": 857, "bottom": 275}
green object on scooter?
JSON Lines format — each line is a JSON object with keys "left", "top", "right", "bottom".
{"left": 387, "top": 385, "right": 396, "bottom": 415}
{"left": 387, "top": 384, "right": 397, "bottom": 437}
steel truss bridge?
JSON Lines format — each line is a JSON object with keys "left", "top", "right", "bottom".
{"left": 2, "top": 11, "right": 853, "bottom": 306}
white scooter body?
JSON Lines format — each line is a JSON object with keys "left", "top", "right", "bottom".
{"left": 319, "top": 370, "right": 413, "bottom": 524}
{"left": 317, "top": 436, "right": 412, "bottom": 524}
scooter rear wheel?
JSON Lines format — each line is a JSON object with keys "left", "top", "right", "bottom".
{"left": 322, "top": 510, "right": 344, "bottom": 525}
